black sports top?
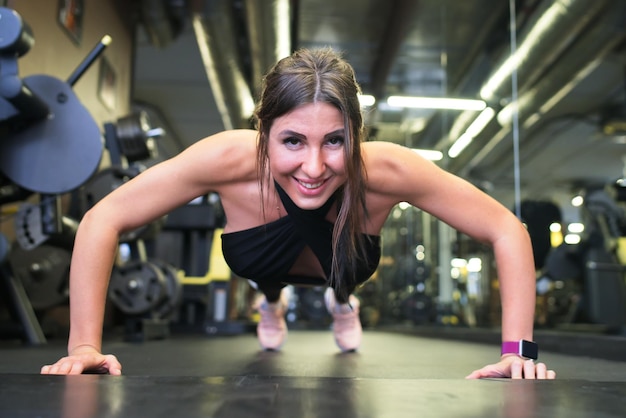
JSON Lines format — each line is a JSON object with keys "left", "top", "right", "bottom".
{"left": 221, "top": 183, "right": 381, "bottom": 286}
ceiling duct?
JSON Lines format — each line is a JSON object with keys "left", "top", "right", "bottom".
{"left": 443, "top": 0, "right": 610, "bottom": 172}
{"left": 433, "top": 0, "right": 604, "bottom": 153}
{"left": 244, "top": 0, "right": 292, "bottom": 97}
{"left": 190, "top": 0, "right": 255, "bottom": 130}
{"left": 480, "top": 0, "right": 609, "bottom": 103}
{"left": 452, "top": 0, "right": 625, "bottom": 177}
{"left": 417, "top": 0, "right": 508, "bottom": 150}
{"left": 369, "top": 0, "right": 419, "bottom": 100}
{"left": 365, "top": 0, "right": 419, "bottom": 128}
{"left": 139, "top": 0, "right": 188, "bottom": 48}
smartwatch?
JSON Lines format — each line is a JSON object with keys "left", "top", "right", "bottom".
{"left": 501, "top": 339, "right": 538, "bottom": 360}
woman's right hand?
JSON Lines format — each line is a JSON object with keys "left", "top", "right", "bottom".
{"left": 40, "top": 345, "right": 122, "bottom": 375}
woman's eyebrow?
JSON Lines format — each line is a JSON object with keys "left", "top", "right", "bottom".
{"left": 276, "top": 128, "right": 344, "bottom": 138}
{"left": 277, "top": 129, "right": 305, "bottom": 138}
{"left": 324, "top": 129, "right": 345, "bottom": 138}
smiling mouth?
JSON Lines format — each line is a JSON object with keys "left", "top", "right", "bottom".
{"left": 297, "top": 179, "right": 325, "bottom": 189}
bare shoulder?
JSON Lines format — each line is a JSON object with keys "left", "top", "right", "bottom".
{"left": 362, "top": 141, "right": 431, "bottom": 192}
{"left": 188, "top": 129, "right": 257, "bottom": 162}
{"left": 362, "top": 141, "right": 411, "bottom": 166}
{"left": 361, "top": 140, "right": 461, "bottom": 208}
{"left": 175, "top": 129, "right": 259, "bottom": 187}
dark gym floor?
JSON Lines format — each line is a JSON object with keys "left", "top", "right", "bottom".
{"left": 0, "top": 329, "right": 625, "bottom": 418}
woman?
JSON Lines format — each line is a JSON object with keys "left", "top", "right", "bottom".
{"left": 41, "top": 48, "right": 555, "bottom": 379}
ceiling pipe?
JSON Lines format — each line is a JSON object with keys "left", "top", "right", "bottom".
{"left": 369, "top": 0, "right": 419, "bottom": 99}
{"left": 244, "top": 0, "right": 292, "bottom": 98}
{"left": 465, "top": 30, "right": 625, "bottom": 178}
{"left": 435, "top": 0, "right": 600, "bottom": 152}
{"left": 138, "top": 0, "right": 188, "bottom": 48}
{"left": 480, "top": 0, "right": 609, "bottom": 103}
{"left": 365, "top": 0, "right": 419, "bottom": 129}
{"left": 452, "top": 0, "right": 626, "bottom": 177}
{"left": 417, "top": 1, "right": 508, "bottom": 150}
{"left": 443, "top": 0, "right": 609, "bottom": 170}
{"left": 447, "top": 1, "right": 508, "bottom": 95}
{"left": 190, "top": 0, "right": 255, "bottom": 130}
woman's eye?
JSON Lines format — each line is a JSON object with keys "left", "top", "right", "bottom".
{"left": 283, "top": 137, "right": 300, "bottom": 146}
{"left": 328, "top": 136, "right": 344, "bottom": 145}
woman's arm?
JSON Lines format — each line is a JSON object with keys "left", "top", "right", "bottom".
{"left": 41, "top": 130, "right": 258, "bottom": 375}
{"left": 364, "top": 142, "right": 555, "bottom": 379}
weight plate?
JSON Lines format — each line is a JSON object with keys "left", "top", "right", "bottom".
{"left": 116, "top": 112, "right": 152, "bottom": 162}
{"left": 0, "top": 75, "right": 103, "bottom": 194}
{"left": 7, "top": 243, "right": 71, "bottom": 310}
{"left": 80, "top": 166, "right": 140, "bottom": 213}
{"left": 109, "top": 261, "right": 166, "bottom": 315}
{"left": 150, "top": 259, "right": 182, "bottom": 319}
{"left": 80, "top": 167, "right": 162, "bottom": 242}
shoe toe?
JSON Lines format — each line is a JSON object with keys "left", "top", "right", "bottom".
{"left": 332, "top": 310, "right": 362, "bottom": 352}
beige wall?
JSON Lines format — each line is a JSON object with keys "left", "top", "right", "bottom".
{"left": 1, "top": 0, "right": 135, "bottom": 239}
{"left": 6, "top": 0, "right": 134, "bottom": 125}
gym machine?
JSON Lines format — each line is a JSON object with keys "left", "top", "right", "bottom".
{"left": 0, "top": 7, "right": 108, "bottom": 344}
{"left": 151, "top": 194, "right": 250, "bottom": 336}
{"left": 541, "top": 183, "right": 626, "bottom": 332}
{"left": 75, "top": 111, "right": 184, "bottom": 342}
{"left": 1, "top": 5, "right": 241, "bottom": 343}
{"left": 89, "top": 112, "right": 240, "bottom": 338}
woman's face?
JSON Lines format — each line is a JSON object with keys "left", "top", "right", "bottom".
{"left": 268, "top": 102, "right": 347, "bottom": 210}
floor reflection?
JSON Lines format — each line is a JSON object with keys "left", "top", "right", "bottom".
{"left": 0, "top": 374, "right": 623, "bottom": 418}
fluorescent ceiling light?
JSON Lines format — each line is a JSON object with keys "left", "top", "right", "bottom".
{"left": 448, "top": 107, "right": 495, "bottom": 158}
{"left": 480, "top": 2, "right": 563, "bottom": 101}
{"left": 387, "top": 96, "right": 486, "bottom": 111}
{"left": 412, "top": 148, "right": 443, "bottom": 161}
{"left": 448, "top": 132, "right": 473, "bottom": 158}
{"left": 274, "top": 0, "right": 291, "bottom": 59}
{"left": 465, "top": 107, "right": 496, "bottom": 137}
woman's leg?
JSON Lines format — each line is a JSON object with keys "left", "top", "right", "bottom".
{"left": 260, "top": 286, "right": 286, "bottom": 303}
{"left": 325, "top": 284, "right": 363, "bottom": 352}
{"left": 247, "top": 280, "right": 286, "bottom": 303}
{"left": 250, "top": 281, "right": 288, "bottom": 350}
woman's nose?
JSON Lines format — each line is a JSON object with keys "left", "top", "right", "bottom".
{"left": 302, "top": 149, "right": 325, "bottom": 178}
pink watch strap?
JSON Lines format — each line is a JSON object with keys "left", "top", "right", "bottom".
{"left": 501, "top": 341, "right": 520, "bottom": 355}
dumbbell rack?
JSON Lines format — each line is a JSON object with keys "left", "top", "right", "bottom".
{"left": 0, "top": 7, "right": 110, "bottom": 344}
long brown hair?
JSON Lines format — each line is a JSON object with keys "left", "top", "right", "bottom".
{"left": 255, "top": 47, "right": 368, "bottom": 302}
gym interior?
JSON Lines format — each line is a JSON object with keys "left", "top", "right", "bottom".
{"left": 1, "top": 1, "right": 625, "bottom": 417}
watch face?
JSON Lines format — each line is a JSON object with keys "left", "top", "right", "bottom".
{"left": 521, "top": 340, "right": 539, "bottom": 360}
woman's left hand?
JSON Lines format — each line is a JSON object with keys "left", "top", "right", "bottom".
{"left": 465, "top": 355, "right": 556, "bottom": 379}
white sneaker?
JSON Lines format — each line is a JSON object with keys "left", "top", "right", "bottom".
{"left": 324, "top": 287, "right": 362, "bottom": 352}
{"left": 255, "top": 291, "right": 288, "bottom": 350}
